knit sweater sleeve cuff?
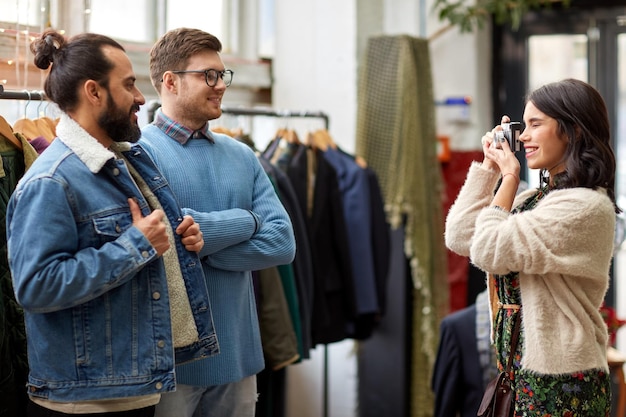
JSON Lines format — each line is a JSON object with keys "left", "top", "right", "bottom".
{"left": 248, "top": 210, "right": 260, "bottom": 235}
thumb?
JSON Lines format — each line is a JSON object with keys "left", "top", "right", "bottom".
{"left": 128, "top": 198, "right": 143, "bottom": 222}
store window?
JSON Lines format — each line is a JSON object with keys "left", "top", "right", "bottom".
{"left": 0, "top": 0, "right": 44, "bottom": 26}
{"left": 87, "top": 0, "right": 229, "bottom": 49}
{"left": 258, "top": 0, "right": 274, "bottom": 58}
{"left": 166, "top": 0, "right": 225, "bottom": 45}
{"left": 89, "top": 0, "right": 154, "bottom": 43}
{"left": 526, "top": 34, "right": 588, "bottom": 188}
{"left": 528, "top": 34, "right": 588, "bottom": 91}
{"left": 617, "top": 33, "right": 626, "bottom": 209}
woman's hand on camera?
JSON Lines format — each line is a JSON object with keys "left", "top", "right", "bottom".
{"left": 490, "top": 115, "right": 510, "bottom": 150}
{"left": 482, "top": 115, "right": 519, "bottom": 176}
{"left": 484, "top": 115, "right": 520, "bottom": 178}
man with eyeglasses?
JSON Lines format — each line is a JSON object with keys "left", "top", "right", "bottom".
{"left": 140, "top": 27, "right": 296, "bottom": 417}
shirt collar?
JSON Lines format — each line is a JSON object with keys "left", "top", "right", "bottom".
{"left": 152, "top": 109, "right": 214, "bottom": 145}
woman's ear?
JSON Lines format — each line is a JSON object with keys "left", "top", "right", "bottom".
{"left": 574, "top": 124, "right": 581, "bottom": 139}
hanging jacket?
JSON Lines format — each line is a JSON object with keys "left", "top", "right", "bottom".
{"left": 0, "top": 133, "right": 37, "bottom": 417}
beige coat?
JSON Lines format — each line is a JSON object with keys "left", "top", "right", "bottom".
{"left": 445, "top": 162, "right": 614, "bottom": 374}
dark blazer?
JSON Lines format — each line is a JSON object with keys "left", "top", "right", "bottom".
{"left": 288, "top": 144, "right": 355, "bottom": 345}
{"left": 0, "top": 135, "right": 37, "bottom": 416}
{"left": 431, "top": 304, "right": 485, "bottom": 417}
{"left": 322, "top": 148, "right": 376, "bottom": 338}
{"left": 365, "top": 166, "right": 390, "bottom": 317}
{"left": 259, "top": 156, "right": 315, "bottom": 358}
{"left": 0, "top": 150, "right": 29, "bottom": 417}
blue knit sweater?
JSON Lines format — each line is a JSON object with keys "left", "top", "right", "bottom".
{"left": 140, "top": 124, "right": 296, "bottom": 386}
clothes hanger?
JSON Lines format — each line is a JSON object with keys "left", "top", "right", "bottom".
{"left": 275, "top": 127, "right": 287, "bottom": 139}
{"left": 354, "top": 155, "right": 368, "bottom": 169}
{"left": 305, "top": 131, "right": 321, "bottom": 150}
{"left": 307, "top": 129, "right": 336, "bottom": 151}
{"left": 36, "top": 98, "right": 58, "bottom": 136}
{"left": 34, "top": 92, "right": 56, "bottom": 141}
{"left": 13, "top": 91, "right": 40, "bottom": 141}
{"left": 288, "top": 129, "right": 302, "bottom": 144}
{"left": 34, "top": 118, "right": 56, "bottom": 142}
{"left": 13, "top": 118, "right": 40, "bottom": 140}
{"left": 0, "top": 115, "right": 22, "bottom": 150}
{"left": 319, "top": 129, "right": 337, "bottom": 149}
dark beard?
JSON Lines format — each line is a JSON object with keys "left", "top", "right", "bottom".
{"left": 98, "top": 92, "right": 141, "bottom": 143}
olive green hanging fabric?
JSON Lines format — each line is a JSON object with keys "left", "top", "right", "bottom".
{"left": 355, "top": 35, "right": 449, "bottom": 417}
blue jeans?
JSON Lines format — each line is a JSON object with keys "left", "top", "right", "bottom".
{"left": 154, "top": 376, "right": 257, "bottom": 417}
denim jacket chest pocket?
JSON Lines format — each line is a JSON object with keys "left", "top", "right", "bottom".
{"left": 93, "top": 211, "right": 132, "bottom": 236}
{"left": 89, "top": 211, "right": 133, "bottom": 246}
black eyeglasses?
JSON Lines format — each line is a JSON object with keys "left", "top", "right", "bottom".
{"left": 170, "top": 69, "right": 234, "bottom": 87}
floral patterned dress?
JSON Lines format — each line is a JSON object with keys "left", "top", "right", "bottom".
{"left": 493, "top": 187, "right": 611, "bottom": 417}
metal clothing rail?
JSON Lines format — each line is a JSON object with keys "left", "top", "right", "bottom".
{"left": 146, "top": 99, "right": 330, "bottom": 130}
{"left": 220, "top": 106, "right": 330, "bottom": 130}
{"left": 0, "top": 85, "right": 46, "bottom": 101}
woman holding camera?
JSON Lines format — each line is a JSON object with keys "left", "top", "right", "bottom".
{"left": 445, "top": 78, "right": 618, "bottom": 416}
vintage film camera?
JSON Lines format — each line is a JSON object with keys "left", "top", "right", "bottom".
{"left": 494, "top": 122, "right": 523, "bottom": 152}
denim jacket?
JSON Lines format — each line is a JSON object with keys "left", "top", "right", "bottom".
{"left": 6, "top": 115, "right": 218, "bottom": 403}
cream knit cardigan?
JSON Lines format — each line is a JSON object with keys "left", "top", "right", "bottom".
{"left": 445, "top": 162, "right": 614, "bottom": 374}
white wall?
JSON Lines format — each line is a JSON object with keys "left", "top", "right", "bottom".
{"left": 430, "top": 25, "right": 493, "bottom": 151}
{"left": 273, "top": 0, "right": 357, "bottom": 153}
{"left": 272, "top": 1, "right": 489, "bottom": 416}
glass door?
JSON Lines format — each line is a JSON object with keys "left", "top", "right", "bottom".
{"left": 615, "top": 32, "right": 626, "bottom": 352}
{"left": 616, "top": 33, "right": 626, "bottom": 211}
{"left": 526, "top": 34, "right": 589, "bottom": 188}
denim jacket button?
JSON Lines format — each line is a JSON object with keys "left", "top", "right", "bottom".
{"left": 152, "top": 291, "right": 161, "bottom": 300}
{"left": 155, "top": 382, "right": 163, "bottom": 390}
{"left": 157, "top": 340, "right": 166, "bottom": 348}
{"left": 112, "top": 168, "right": 120, "bottom": 176}
{"left": 141, "top": 251, "right": 149, "bottom": 258}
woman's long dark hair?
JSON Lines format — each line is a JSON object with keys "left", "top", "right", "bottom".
{"left": 527, "top": 78, "right": 621, "bottom": 213}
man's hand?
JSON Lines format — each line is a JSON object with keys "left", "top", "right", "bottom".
{"left": 176, "top": 216, "right": 204, "bottom": 253}
{"left": 128, "top": 198, "right": 170, "bottom": 256}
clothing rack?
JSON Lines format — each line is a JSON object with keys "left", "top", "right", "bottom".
{"left": 217, "top": 105, "right": 332, "bottom": 417}
{"left": 0, "top": 85, "right": 46, "bottom": 101}
{"left": 146, "top": 99, "right": 330, "bottom": 130}
{"left": 220, "top": 105, "right": 332, "bottom": 417}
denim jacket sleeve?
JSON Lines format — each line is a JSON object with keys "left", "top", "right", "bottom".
{"left": 7, "top": 174, "right": 157, "bottom": 313}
